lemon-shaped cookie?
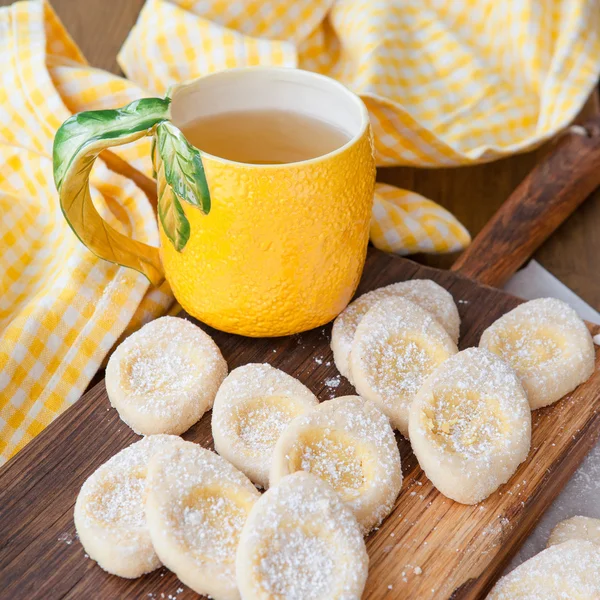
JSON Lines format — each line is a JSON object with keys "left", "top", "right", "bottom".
{"left": 236, "top": 472, "right": 368, "bottom": 600}
{"left": 106, "top": 316, "right": 227, "bottom": 435}
{"left": 269, "top": 395, "right": 402, "bottom": 533}
{"left": 145, "top": 440, "right": 260, "bottom": 600}
{"left": 350, "top": 296, "right": 458, "bottom": 437}
{"left": 332, "top": 279, "right": 460, "bottom": 382}
{"left": 74, "top": 434, "right": 183, "bottom": 578}
{"left": 212, "top": 364, "right": 318, "bottom": 488}
{"left": 480, "top": 298, "right": 594, "bottom": 409}
{"left": 409, "top": 348, "right": 531, "bottom": 504}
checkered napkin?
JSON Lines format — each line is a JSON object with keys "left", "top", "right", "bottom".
{"left": 0, "top": 0, "right": 173, "bottom": 462}
{"left": 1, "top": 0, "right": 599, "bottom": 463}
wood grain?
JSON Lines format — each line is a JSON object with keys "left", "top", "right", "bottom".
{"left": 452, "top": 116, "right": 600, "bottom": 286}
{"left": 53, "top": 0, "right": 145, "bottom": 74}
{"left": 1, "top": 249, "right": 599, "bottom": 600}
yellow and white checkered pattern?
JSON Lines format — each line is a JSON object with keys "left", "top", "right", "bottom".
{"left": 1, "top": 0, "right": 599, "bottom": 463}
{"left": 371, "top": 184, "right": 469, "bottom": 255}
{"left": 0, "top": 0, "right": 173, "bottom": 463}
{"left": 120, "top": 0, "right": 600, "bottom": 167}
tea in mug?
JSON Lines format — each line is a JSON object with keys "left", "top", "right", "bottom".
{"left": 181, "top": 109, "right": 351, "bottom": 165}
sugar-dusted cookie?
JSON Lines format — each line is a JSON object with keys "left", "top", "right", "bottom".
{"left": 106, "top": 316, "right": 227, "bottom": 435}
{"left": 547, "top": 516, "right": 600, "bottom": 548}
{"left": 236, "top": 472, "right": 368, "bottom": 600}
{"left": 487, "top": 540, "right": 600, "bottom": 599}
{"left": 409, "top": 348, "right": 531, "bottom": 504}
{"left": 350, "top": 296, "right": 458, "bottom": 436}
{"left": 145, "top": 440, "right": 260, "bottom": 600}
{"left": 480, "top": 298, "right": 594, "bottom": 409}
{"left": 74, "top": 434, "right": 183, "bottom": 578}
{"left": 270, "top": 395, "right": 402, "bottom": 533}
{"left": 212, "top": 363, "right": 318, "bottom": 488}
{"left": 332, "top": 279, "right": 460, "bottom": 382}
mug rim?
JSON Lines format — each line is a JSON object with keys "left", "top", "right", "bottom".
{"left": 168, "top": 66, "right": 371, "bottom": 169}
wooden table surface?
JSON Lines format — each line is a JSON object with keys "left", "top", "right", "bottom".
{"left": 7, "top": 0, "right": 597, "bottom": 311}
{"left": 2, "top": 0, "right": 600, "bottom": 598}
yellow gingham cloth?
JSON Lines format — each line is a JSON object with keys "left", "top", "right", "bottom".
{"left": 1, "top": 0, "right": 599, "bottom": 463}
{"left": 0, "top": 0, "right": 174, "bottom": 463}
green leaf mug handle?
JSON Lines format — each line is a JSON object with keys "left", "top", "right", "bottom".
{"left": 53, "top": 97, "right": 211, "bottom": 286}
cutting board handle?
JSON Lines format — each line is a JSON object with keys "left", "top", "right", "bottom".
{"left": 451, "top": 116, "right": 600, "bottom": 288}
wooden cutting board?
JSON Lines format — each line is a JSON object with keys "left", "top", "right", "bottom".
{"left": 2, "top": 123, "right": 600, "bottom": 599}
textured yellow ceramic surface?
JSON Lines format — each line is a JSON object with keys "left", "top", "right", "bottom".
{"left": 54, "top": 68, "right": 375, "bottom": 338}
{"left": 160, "top": 129, "right": 375, "bottom": 337}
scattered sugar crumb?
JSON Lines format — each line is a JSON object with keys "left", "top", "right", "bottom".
{"left": 388, "top": 584, "right": 393, "bottom": 590}
{"left": 414, "top": 566, "right": 422, "bottom": 575}
{"left": 324, "top": 376, "right": 341, "bottom": 389}
{"left": 58, "top": 532, "right": 73, "bottom": 545}
{"left": 314, "top": 357, "right": 323, "bottom": 365}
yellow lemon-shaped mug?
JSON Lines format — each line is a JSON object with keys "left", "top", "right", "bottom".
{"left": 53, "top": 68, "right": 375, "bottom": 337}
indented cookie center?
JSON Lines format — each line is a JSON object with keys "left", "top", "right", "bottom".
{"left": 288, "top": 429, "right": 372, "bottom": 500}
{"left": 424, "top": 389, "right": 507, "bottom": 456}
{"left": 89, "top": 470, "right": 146, "bottom": 529}
{"left": 121, "top": 344, "right": 199, "bottom": 397}
{"left": 364, "top": 334, "right": 447, "bottom": 401}
{"left": 178, "top": 485, "right": 253, "bottom": 562}
{"left": 235, "top": 396, "right": 301, "bottom": 453}
{"left": 257, "top": 526, "right": 336, "bottom": 600}
{"left": 487, "top": 325, "right": 565, "bottom": 373}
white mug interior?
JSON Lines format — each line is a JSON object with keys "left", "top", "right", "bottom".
{"left": 168, "top": 67, "right": 369, "bottom": 162}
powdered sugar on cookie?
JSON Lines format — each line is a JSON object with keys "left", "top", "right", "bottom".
{"left": 350, "top": 296, "right": 458, "bottom": 437}
{"left": 212, "top": 364, "right": 318, "bottom": 488}
{"left": 106, "top": 317, "right": 227, "bottom": 435}
{"left": 270, "top": 395, "right": 402, "bottom": 533}
{"left": 236, "top": 472, "right": 368, "bottom": 600}
{"left": 409, "top": 348, "right": 531, "bottom": 504}
{"left": 331, "top": 279, "right": 460, "bottom": 382}
{"left": 480, "top": 298, "right": 594, "bottom": 410}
